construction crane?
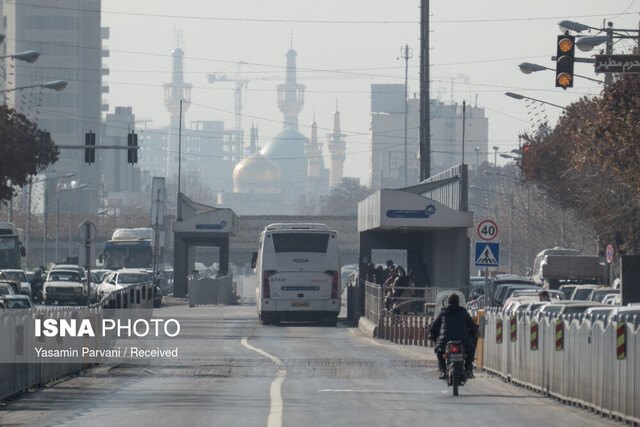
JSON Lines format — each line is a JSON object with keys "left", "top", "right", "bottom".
{"left": 207, "top": 62, "right": 248, "bottom": 160}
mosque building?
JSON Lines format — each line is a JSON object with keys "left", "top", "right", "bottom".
{"left": 218, "top": 45, "right": 342, "bottom": 215}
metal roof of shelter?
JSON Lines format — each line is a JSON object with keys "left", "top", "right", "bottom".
{"left": 358, "top": 188, "right": 473, "bottom": 232}
{"left": 173, "top": 193, "right": 238, "bottom": 236}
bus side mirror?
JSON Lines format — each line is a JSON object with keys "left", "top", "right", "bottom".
{"left": 98, "top": 254, "right": 103, "bottom": 263}
{"left": 20, "top": 246, "right": 26, "bottom": 257}
{"left": 251, "top": 252, "right": 257, "bottom": 269}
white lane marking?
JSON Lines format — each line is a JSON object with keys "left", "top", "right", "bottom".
{"left": 268, "top": 370, "right": 286, "bottom": 427}
{"left": 241, "top": 337, "right": 286, "bottom": 427}
{"left": 319, "top": 389, "right": 446, "bottom": 395}
{"left": 241, "top": 337, "right": 283, "bottom": 366}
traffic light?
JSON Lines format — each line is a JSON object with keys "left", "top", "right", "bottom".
{"left": 84, "top": 131, "right": 95, "bottom": 164}
{"left": 555, "top": 35, "right": 575, "bottom": 89}
{"left": 127, "top": 131, "right": 138, "bottom": 164}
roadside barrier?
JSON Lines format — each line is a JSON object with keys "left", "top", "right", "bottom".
{"left": 0, "top": 283, "right": 154, "bottom": 402}
{"left": 377, "top": 311, "right": 434, "bottom": 347}
{"left": 188, "top": 275, "right": 234, "bottom": 307}
{"left": 483, "top": 309, "right": 640, "bottom": 424}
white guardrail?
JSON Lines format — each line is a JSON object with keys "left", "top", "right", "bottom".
{"left": 0, "top": 283, "right": 154, "bottom": 401}
{"left": 483, "top": 309, "right": 640, "bottom": 424}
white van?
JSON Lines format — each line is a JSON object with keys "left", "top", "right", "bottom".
{"left": 254, "top": 223, "right": 341, "bottom": 325}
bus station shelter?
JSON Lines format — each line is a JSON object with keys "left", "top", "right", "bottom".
{"left": 172, "top": 193, "right": 239, "bottom": 298}
{"left": 357, "top": 186, "right": 473, "bottom": 313}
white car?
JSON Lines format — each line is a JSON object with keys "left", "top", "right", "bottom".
{"left": 0, "top": 269, "right": 32, "bottom": 296}
{"left": 43, "top": 269, "right": 92, "bottom": 305}
{"left": 98, "top": 269, "right": 154, "bottom": 300}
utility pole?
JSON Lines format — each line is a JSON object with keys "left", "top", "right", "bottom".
{"left": 43, "top": 180, "right": 48, "bottom": 268}
{"left": 419, "top": 0, "right": 430, "bottom": 181}
{"left": 461, "top": 101, "right": 466, "bottom": 166}
{"left": 400, "top": 44, "right": 412, "bottom": 186}
{"left": 509, "top": 193, "right": 514, "bottom": 274}
{"left": 177, "top": 99, "right": 183, "bottom": 221}
{"left": 605, "top": 21, "right": 613, "bottom": 87}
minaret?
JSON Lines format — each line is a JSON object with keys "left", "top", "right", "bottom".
{"left": 327, "top": 102, "right": 346, "bottom": 188}
{"left": 305, "top": 114, "right": 322, "bottom": 178}
{"left": 249, "top": 124, "right": 258, "bottom": 155}
{"left": 276, "top": 43, "right": 305, "bottom": 130}
{"left": 163, "top": 34, "right": 192, "bottom": 180}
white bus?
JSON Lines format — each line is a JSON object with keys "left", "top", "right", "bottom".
{"left": 253, "top": 223, "right": 341, "bottom": 325}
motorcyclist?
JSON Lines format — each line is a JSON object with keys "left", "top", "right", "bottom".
{"left": 429, "top": 293, "right": 478, "bottom": 379}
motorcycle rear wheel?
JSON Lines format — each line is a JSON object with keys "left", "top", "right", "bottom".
{"left": 452, "top": 372, "right": 459, "bottom": 396}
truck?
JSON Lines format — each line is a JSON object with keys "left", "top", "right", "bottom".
{"left": 0, "top": 222, "right": 26, "bottom": 270}
{"left": 531, "top": 247, "right": 606, "bottom": 290}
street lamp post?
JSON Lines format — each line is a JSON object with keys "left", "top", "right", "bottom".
{"left": 505, "top": 92, "right": 565, "bottom": 110}
{"left": 492, "top": 146, "right": 499, "bottom": 166}
{"left": 0, "top": 80, "right": 68, "bottom": 93}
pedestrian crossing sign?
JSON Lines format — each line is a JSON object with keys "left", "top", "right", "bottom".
{"left": 475, "top": 242, "right": 500, "bottom": 267}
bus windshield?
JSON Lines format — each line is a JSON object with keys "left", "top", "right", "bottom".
{"left": 0, "top": 236, "right": 21, "bottom": 269}
{"left": 103, "top": 245, "right": 153, "bottom": 269}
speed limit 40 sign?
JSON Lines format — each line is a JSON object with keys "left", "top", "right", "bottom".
{"left": 477, "top": 219, "right": 498, "bottom": 241}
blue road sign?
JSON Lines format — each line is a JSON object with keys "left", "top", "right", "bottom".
{"left": 475, "top": 242, "right": 500, "bottom": 267}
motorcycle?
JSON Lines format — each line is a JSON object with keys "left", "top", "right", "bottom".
{"left": 443, "top": 340, "right": 467, "bottom": 396}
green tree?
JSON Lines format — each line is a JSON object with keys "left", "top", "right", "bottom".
{"left": 0, "top": 106, "right": 59, "bottom": 201}
{"left": 519, "top": 73, "right": 640, "bottom": 254}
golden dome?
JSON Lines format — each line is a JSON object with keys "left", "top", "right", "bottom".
{"left": 233, "top": 152, "right": 282, "bottom": 193}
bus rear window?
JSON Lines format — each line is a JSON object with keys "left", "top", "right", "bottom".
{"left": 272, "top": 233, "right": 330, "bottom": 253}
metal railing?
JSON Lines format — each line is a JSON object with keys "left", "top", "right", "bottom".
{"left": 0, "top": 283, "right": 154, "bottom": 401}
{"left": 483, "top": 309, "right": 640, "bottom": 424}
{"left": 363, "top": 279, "right": 468, "bottom": 322}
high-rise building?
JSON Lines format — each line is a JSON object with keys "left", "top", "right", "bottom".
{"left": 4, "top": 1, "right": 106, "bottom": 213}
{"left": 369, "top": 84, "right": 488, "bottom": 190}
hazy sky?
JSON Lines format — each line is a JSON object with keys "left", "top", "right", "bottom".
{"left": 102, "top": 1, "right": 640, "bottom": 184}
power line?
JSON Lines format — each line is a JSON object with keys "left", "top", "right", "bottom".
{"left": 8, "top": 2, "right": 638, "bottom": 25}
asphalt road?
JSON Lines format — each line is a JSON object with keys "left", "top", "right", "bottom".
{"left": 0, "top": 303, "right": 620, "bottom": 427}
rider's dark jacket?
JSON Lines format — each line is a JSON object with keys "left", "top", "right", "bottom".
{"left": 429, "top": 305, "right": 478, "bottom": 350}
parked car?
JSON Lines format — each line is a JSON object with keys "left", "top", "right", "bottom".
{"left": 0, "top": 294, "right": 34, "bottom": 309}
{"left": 503, "top": 297, "right": 538, "bottom": 314}
{"left": 0, "top": 269, "right": 31, "bottom": 296}
{"left": 469, "top": 277, "right": 486, "bottom": 300}
{"left": 603, "top": 294, "right": 621, "bottom": 305}
{"left": 536, "top": 301, "right": 604, "bottom": 316}
{"left": 43, "top": 269, "right": 93, "bottom": 305}
{"left": 570, "top": 285, "right": 600, "bottom": 301}
{"left": 519, "top": 301, "right": 550, "bottom": 314}
{"left": 91, "top": 269, "right": 111, "bottom": 284}
{"left": 0, "top": 281, "right": 17, "bottom": 296}
{"left": 493, "top": 283, "right": 538, "bottom": 307}
{"left": 587, "top": 288, "right": 620, "bottom": 303}
{"left": 511, "top": 289, "right": 564, "bottom": 300}
{"left": 98, "top": 269, "right": 158, "bottom": 306}
{"left": 559, "top": 284, "right": 579, "bottom": 300}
